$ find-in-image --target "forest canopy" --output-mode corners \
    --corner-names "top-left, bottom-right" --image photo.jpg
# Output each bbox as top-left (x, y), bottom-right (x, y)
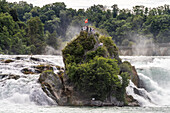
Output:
top-left (0, 0), bottom-right (169, 54)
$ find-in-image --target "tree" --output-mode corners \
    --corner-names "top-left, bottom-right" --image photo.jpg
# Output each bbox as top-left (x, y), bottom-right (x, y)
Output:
top-left (23, 12), bottom-right (32, 21)
top-left (51, 2), bottom-right (66, 17)
top-left (27, 17), bottom-right (44, 36)
top-left (132, 15), bottom-right (144, 30)
top-left (46, 31), bottom-right (59, 49)
top-left (9, 1), bottom-right (33, 21)
top-left (9, 8), bottom-right (19, 21)
top-left (27, 17), bottom-right (45, 54)
top-left (44, 10), bottom-right (55, 20)
top-left (0, 0), bottom-right (170, 54)
top-left (0, 13), bottom-right (15, 35)
top-left (77, 9), bottom-right (85, 16)
top-left (0, 0), bottom-right (9, 13)
top-left (112, 4), bottom-right (119, 18)
top-left (144, 7), bottom-right (149, 15)
top-left (59, 9), bottom-right (73, 37)
top-left (86, 5), bottom-right (103, 25)
top-left (0, 26), bottom-right (11, 51)
top-left (133, 5), bottom-right (145, 16)
top-left (30, 7), bottom-right (39, 17)
top-left (44, 17), bottom-right (60, 34)
top-left (117, 9), bottom-right (129, 20)
top-left (106, 9), bottom-right (112, 19)
top-left (39, 14), bottom-right (48, 23)
top-left (150, 15), bottom-right (170, 40)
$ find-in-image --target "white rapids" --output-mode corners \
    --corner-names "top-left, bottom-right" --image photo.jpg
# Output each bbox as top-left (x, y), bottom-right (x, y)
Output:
top-left (0, 55), bottom-right (170, 113)
top-left (123, 56), bottom-right (170, 107)
top-left (0, 55), bottom-right (64, 106)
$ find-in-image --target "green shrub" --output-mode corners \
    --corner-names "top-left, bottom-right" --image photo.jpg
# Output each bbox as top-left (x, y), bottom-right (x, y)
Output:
top-left (115, 72), bottom-right (129, 102)
top-left (119, 61), bottom-right (133, 75)
top-left (85, 47), bottom-right (107, 62)
top-left (67, 56), bottom-right (121, 100)
top-left (96, 46), bottom-right (108, 57)
top-left (99, 36), bottom-right (118, 57)
top-left (62, 31), bottom-right (96, 66)
top-left (85, 51), bottom-right (96, 62)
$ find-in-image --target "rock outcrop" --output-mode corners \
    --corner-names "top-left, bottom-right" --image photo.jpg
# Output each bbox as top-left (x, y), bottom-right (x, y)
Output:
top-left (39, 70), bottom-right (64, 104)
top-left (4, 59), bottom-right (14, 63)
top-left (0, 74), bottom-right (21, 82)
top-left (39, 31), bottom-right (140, 106)
top-left (39, 70), bottom-right (136, 106)
top-left (21, 64), bottom-right (63, 74)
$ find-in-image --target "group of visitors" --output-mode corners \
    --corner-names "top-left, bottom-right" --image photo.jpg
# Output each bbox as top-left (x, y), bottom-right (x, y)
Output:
top-left (81, 26), bottom-right (95, 33)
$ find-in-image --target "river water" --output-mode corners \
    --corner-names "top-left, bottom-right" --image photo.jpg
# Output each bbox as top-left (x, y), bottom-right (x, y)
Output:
top-left (0, 55), bottom-right (170, 113)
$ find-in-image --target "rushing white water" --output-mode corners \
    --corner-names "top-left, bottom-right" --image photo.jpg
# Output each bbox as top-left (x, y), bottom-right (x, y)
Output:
top-left (0, 55), bottom-right (64, 106)
top-left (123, 56), bottom-right (170, 107)
top-left (0, 55), bottom-right (170, 113)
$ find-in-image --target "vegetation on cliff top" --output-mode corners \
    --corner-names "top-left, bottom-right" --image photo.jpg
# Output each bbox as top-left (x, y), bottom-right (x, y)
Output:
top-left (62, 31), bottom-right (96, 66)
top-left (62, 31), bottom-right (130, 102)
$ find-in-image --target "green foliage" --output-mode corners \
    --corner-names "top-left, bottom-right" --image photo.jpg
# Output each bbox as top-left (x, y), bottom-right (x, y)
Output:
top-left (0, 0), bottom-right (9, 13)
top-left (62, 31), bottom-right (96, 65)
top-left (9, 8), bottom-right (19, 21)
top-left (85, 46), bottom-right (107, 62)
top-left (99, 36), bottom-right (119, 58)
top-left (0, 13), bottom-right (15, 35)
top-left (45, 31), bottom-right (59, 49)
top-left (23, 12), bottom-right (32, 21)
top-left (112, 4), bottom-right (119, 18)
top-left (67, 56), bottom-right (121, 100)
top-left (0, 1), bottom-right (169, 55)
top-left (95, 46), bottom-right (107, 57)
top-left (27, 17), bottom-right (45, 54)
top-left (85, 51), bottom-right (96, 61)
top-left (27, 17), bottom-right (44, 36)
top-left (119, 61), bottom-right (133, 76)
top-left (115, 72), bottom-right (129, 102)
top-left (150, 15), bottom-right (170, 39)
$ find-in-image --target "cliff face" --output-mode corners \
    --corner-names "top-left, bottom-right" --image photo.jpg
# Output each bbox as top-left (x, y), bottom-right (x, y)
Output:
top-left (39, 31), bottom-right (139, 106)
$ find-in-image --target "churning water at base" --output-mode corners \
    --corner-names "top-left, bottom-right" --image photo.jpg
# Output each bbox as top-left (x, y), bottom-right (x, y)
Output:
top-left (0, 55), bottom-right (64, 107)
top-left (0, 55), bottom-right (170, 113)
top-left (122, 56), bottom-right (170, 107)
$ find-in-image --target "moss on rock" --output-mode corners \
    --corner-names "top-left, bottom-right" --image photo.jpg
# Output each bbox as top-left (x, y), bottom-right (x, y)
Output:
top-left (34, 64), bottom-right (53, 73)
top-left (21, 68), bottom-right (35, 74)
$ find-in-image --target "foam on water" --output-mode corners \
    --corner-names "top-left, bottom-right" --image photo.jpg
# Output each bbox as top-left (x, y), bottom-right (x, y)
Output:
top-left (123, 56), bottom-right (170, 107)
top-left (1, 55), bottom-right (170, 112)
top-left (0, 55), bottom-right (64, 106)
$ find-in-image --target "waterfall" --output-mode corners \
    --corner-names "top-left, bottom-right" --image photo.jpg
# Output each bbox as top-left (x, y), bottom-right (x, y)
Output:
top-left (123, 56), bottom-right (170, 107)
top-left (1, 55), bottom-right (170, 107)
top-left (0, 55), bottom-right (64, 105)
